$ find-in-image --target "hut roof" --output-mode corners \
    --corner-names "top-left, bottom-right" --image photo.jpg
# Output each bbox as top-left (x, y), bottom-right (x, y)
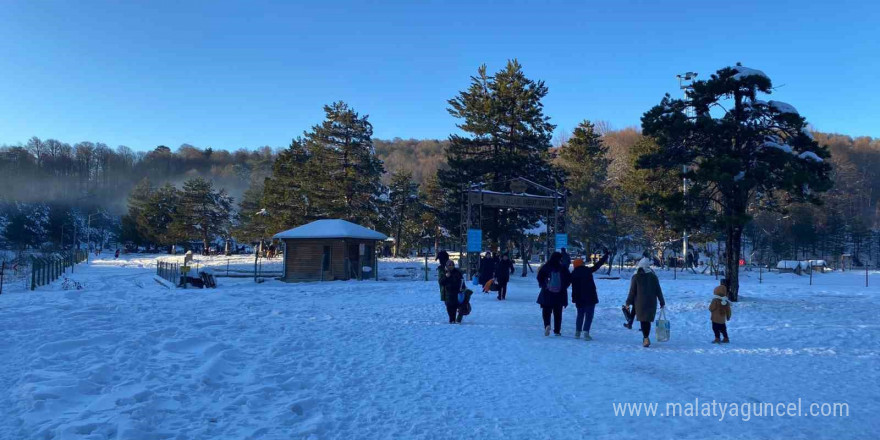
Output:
top-left (273, 219), bottom-right (388, 241)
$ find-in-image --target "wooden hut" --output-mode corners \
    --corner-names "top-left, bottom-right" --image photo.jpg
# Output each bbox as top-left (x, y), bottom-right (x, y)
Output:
top-left (274, 219), bottom-right (387, 282)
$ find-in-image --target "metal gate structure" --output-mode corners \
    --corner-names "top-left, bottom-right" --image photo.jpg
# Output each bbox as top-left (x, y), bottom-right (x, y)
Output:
top-left (460, 177), bottom-right (567, 278)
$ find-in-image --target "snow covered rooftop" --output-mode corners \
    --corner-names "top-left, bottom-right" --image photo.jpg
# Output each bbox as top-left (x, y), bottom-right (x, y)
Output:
top-left (273, 219), bottom-right (388, 240)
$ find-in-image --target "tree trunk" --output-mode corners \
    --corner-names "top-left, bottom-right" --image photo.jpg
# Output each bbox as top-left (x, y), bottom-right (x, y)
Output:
top-left (725, 224), bottom-right (743, 302)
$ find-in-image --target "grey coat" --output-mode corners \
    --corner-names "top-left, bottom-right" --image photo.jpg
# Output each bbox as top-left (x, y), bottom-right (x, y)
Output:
top-left (626, 269), bottom-right (666, 322)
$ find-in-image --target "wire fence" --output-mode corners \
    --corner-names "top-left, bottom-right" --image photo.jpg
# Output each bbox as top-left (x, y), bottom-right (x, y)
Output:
top-left (156, 260), bottom-right (181, 286)
top-left (29, 250), bottom-right (88, 290)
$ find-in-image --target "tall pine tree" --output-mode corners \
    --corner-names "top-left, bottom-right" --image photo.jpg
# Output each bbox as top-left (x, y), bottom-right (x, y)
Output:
top-left (387, 170), bottom-right (421, 257)
top-left (639, 64), bottom-right (833, 300)
top-left (556, 120), bottom-right (610, 252)
top-left (262, 102), bottom-right (386, 232)
top-left (170, 177), bottom-right (233, 254)
top-left (439, 60), bottom-right (559, 246)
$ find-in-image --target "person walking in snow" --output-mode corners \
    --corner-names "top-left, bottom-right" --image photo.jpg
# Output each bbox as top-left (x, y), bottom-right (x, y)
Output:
top-left (709, 283), bottom-right (732, 343)
top-left (625, 257), bottom-right (666, 348)
top-left (114, 249), bottom-right (120, 259)
top-left (478, 251), bottom-right (496, 288)
top-left (436, 250), bottom-right (451, 302)
top-left (440, 260), bottom-right (466, 324)
top-left (570, 248), bottom-right (610, 340)
top-left (536, 251), bottom-right (572, 336)
top-left (493, 253), bottom-right (515, 300)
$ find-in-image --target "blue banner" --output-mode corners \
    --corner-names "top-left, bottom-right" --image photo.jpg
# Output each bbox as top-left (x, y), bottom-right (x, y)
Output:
top-left (555, 233), bottom-right (568, 251)
top-left (467, 229), bottom-right (483, 252)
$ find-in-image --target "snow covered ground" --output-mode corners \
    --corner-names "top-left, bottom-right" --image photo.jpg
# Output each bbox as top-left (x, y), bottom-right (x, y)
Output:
top-left (1, 255), bottom-right (878, 439)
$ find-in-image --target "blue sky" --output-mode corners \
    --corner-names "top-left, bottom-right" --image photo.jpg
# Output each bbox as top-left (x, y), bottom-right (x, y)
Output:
top-left (1, 0), bottom-right (878, 151)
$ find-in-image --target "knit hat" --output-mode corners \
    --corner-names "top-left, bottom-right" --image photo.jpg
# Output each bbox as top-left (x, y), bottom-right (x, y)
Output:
top-left (573, 258), bottom-right (585, 268)
top-left (713, 285), bottom-right (728, 297)
top-left (637, 257), bottom-right (653, 271)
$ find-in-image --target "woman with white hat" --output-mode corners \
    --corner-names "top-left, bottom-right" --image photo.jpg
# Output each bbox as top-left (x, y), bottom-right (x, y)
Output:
top-left (625, 257), bottom-right (666, 347)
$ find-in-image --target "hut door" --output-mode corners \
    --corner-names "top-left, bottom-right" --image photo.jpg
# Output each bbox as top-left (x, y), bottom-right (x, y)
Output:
top-left (322, 245), bottom-right (332, 281)
top-left (348, 243), bottom-right (360, 280)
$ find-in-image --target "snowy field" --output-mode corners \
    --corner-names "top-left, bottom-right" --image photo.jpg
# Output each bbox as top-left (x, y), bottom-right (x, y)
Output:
top-left (1, 255), bottom-right (878, 439)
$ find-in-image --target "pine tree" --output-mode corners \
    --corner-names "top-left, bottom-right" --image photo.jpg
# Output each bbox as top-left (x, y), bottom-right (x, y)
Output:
top-left (139, 183), bottom-right (182, 252)
top-left (121, 178), bottom-right (153, 249)
top-left (263, 102), bottom-right (386, 232)
top-left (233, 179), bottom-right (271, 244)
top-left (387, 170), bottom-right (421, 257)
top-left (420, 174), bottom-right (448, 251)
top-left (557, 121), bottom-right (610, 252)
top-left (171, 177), bottom-right (233, 254)
top-left (639, 64), bottom-right (833, 300)
top-left (2, 202), bottom-right (50, 250)
top-left (316, 102), bottom-right (386, 227)
top-left (440, 60), bottom-right (560, 245)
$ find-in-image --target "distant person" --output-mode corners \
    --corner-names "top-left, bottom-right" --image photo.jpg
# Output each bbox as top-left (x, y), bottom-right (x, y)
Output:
top-left (114, 249), bottom-right (120, 259)
top-left (625, 257), bottom-right (666, 348)
top-left (559, 248), bottom-right (571, 270)
top-left (493, 253), bottom-right (515, 300)
top-left (478, 252), bottom-right (495, 287)
top-left (570, 248), bottom-right (610, 340)
top-left (536, 252), bottom-right (572, 336)
top-left (709, 283), bottom-right (732, 343)
top-left (436, 250), bottom-right (450, 302)
top-left (521, 246), bottom-right (533, 277)
top-left (440, 260), bottom-right (466, 324)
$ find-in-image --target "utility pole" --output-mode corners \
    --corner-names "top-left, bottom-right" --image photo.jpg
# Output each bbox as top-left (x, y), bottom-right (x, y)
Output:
top-left (676, 71), bottom-right (698, 269)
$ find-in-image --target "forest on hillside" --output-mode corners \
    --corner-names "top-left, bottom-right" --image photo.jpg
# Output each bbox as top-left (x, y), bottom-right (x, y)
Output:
top-left (3, 130), bottom-right (878, 256)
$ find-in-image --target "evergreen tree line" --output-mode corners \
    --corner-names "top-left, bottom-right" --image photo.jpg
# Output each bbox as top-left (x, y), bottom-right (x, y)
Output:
top-left (3, 61), bottom-right (879, 285)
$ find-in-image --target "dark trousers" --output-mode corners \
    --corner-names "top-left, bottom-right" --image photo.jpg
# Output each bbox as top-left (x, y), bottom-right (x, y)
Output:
top-left (576, 304), bottom-right (596, 333)
top-left (542, 306), bottom-right (563, 334)
top-left (446, 302), bottom-right (463, 323)
top-left (712, 322), bottom-right (729, 339)
top-left (640, 321), bottom-right (651, 339)
top-left (497, 280), bottom-right (508, 299)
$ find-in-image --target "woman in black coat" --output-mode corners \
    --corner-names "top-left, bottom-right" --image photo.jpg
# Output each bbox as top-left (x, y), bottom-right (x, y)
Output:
top-left (570, 250), bottom-right (610, 340)
top-left (440, 260), bottom-right (465, 324)
top-left (536, 252), bottom-right (572, 336)
top-left (493, 253), bottom-right (515, 300)
top-left (478, 252), bottom-right (494, 286)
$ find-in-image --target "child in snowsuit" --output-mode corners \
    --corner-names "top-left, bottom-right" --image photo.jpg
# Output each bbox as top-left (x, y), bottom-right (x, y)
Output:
top-left (709, 284), bottom-right (732, 343)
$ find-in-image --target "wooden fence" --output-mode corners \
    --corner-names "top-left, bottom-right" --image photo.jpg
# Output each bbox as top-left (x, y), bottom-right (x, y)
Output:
top-left (30, 250), bottom-right (88, 290)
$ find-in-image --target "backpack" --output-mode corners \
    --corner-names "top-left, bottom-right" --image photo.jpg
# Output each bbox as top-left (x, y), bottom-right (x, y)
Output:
top-left (547, 270), bottom-right (562, 293)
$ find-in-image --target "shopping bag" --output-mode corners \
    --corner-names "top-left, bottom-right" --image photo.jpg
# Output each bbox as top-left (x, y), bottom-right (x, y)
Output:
top-left (655, 308), bottom-right (670, 342)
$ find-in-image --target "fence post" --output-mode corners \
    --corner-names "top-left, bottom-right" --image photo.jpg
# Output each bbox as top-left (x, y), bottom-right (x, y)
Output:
top-left (31, 258), bottom-right (36, 290)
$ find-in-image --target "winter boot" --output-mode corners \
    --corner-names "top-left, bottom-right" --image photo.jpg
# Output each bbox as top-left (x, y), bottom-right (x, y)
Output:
top-left (575, 331), bottom-right (581, 339)
top-left (721, 337), bottom-right (730, 343)
top-left (643, 338), bottom-right (651, 348)
top-left (544, 326), bottom-right (551, 337)
top-left (584, 332), bottom-right (593, 341)
top-left (712, 338), bottom-right (721, 344)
